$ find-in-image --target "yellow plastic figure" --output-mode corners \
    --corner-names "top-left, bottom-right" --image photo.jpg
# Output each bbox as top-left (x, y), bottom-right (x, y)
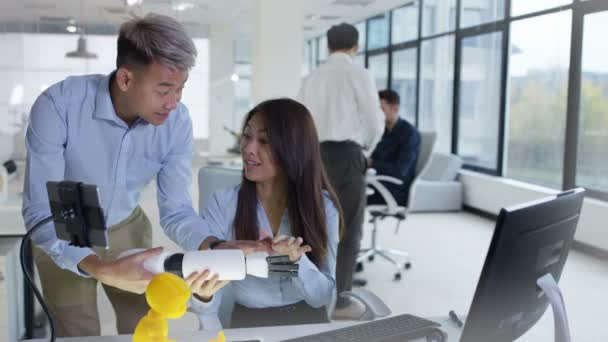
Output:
top-left (209, 330), bottom-right (226, 342)
top-left (133, 272), bottom-right (191, 342)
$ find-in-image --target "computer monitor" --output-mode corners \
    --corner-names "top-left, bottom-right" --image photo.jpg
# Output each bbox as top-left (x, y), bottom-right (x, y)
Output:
top-left (460, 188), bottom-right (585, 342)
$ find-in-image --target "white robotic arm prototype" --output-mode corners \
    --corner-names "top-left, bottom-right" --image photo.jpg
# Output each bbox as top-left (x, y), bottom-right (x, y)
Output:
top-left (122, 249), bottom-right (299, 280)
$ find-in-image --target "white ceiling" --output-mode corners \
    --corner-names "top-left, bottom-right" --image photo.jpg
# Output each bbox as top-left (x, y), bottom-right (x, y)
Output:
top-left (0, 0), bottom-right (413, 38)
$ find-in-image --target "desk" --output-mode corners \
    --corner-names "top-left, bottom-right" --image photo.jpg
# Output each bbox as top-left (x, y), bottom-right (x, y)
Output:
top-left (25, 316), bottom-right (464, 342)
top-left (0, 196), bottom-right (35, 341)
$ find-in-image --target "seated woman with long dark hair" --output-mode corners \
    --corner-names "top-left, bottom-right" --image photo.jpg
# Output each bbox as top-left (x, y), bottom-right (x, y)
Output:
top-left (188, 98), bottom-right (342, 330)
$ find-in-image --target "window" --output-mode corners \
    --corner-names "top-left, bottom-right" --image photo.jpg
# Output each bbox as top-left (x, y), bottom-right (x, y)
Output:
top-left (577, 10), bottom-right (608, 192)
top-left (511, 0), bottom-right (571, 18)
top-left (392, 3), bottom-right (419, 44)
top-left (311, 38), bottom-right (318, 66)
top-left (419, 35), bottom-right (454, 154)
top-left (318, 36), bottom-right (328, 63)
top-left (460, 0), bottom-right (505, 28)
top-left (368, 13), bottom-right (390, 50)
top-left (506, 11), bottom-right (572, 188)
top-left (368, 53), bottom-right (389, 91)
top-left (457, 31), bottom-right (503, 171)
top-left (302, 41), bottom-right (311, 76)
top-left (354, 53), bottom-right (365, 67)
top-left (422, 0), bottom-right (457, 37)
top-left (355, 21), bottom-right (367, 51)
top-left (391, 48), bottom-right (417, 124)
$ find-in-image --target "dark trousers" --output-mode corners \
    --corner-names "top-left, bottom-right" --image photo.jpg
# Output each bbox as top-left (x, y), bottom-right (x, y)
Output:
top-left (320, 141), bottom-right (366, 307)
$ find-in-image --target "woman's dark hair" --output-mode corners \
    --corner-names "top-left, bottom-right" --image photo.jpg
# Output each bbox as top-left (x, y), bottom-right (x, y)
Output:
top-left (233, 98), bottom-right (343, 266)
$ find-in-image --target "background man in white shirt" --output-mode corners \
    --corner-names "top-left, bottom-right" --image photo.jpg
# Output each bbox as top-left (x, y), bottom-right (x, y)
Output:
top-left (297, 22), bottom-right (384, 319)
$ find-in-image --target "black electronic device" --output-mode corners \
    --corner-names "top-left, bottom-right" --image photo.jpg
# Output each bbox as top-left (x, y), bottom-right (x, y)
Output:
top-left (46, 181), bottom-right (108, 248)
top-left (22, 181), bottom-right (108, 341)
top-left (460, 188), bottom-right (585, 342)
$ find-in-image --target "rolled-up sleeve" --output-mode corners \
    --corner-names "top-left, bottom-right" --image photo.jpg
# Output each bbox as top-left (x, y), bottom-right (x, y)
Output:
top-left (291, 195), bottom-right (339, 308)
top-left (157, 110), bottom-right (210, 252)
top-left (22, 90), bottom-right (95, 275)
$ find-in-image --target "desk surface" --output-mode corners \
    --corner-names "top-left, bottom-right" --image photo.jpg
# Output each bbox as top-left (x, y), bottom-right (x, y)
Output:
top-left (25, 317), bottom-right (464, 342)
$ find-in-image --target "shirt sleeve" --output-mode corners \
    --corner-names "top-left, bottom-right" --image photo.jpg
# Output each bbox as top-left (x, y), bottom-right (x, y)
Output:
top-left (22, 89), bottom-right (96, 276)
top-left (355, 71), bottom-right (384, 154)
top-left (189, 286), bottom-right (225, 331)
top-left (157, 108), bottom-right (210, 252)
top-left (291, 195), bottom-right (339, 308)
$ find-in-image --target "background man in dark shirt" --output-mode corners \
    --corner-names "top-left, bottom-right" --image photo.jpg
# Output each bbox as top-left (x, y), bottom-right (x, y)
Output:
top-left (367, 90), bottom-right (421, 206)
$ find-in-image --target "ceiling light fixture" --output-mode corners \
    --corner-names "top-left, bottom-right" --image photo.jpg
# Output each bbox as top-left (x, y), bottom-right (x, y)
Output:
top-left (126, 0), bottom-right (143, 7)
top-left (66, 24), bottom-right (78, 33)
top-left (308, 14), bottom-right (322, 21)
top-left (172, 2), bottom-right (197, 11)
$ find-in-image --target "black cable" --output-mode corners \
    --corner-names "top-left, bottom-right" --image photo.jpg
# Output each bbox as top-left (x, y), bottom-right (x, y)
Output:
top-left (20, 215), bottom-right (56, 342)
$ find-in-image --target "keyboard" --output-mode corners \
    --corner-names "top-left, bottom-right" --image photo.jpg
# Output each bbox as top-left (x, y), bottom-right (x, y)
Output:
top-left (280, 313), bottom-right (442, 342)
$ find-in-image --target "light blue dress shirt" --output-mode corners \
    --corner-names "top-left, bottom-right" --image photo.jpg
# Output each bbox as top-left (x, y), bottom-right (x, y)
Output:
top-left (190, 185), bottom-right (339, 330)
top-left (22, 72), bottom-right (209, 275)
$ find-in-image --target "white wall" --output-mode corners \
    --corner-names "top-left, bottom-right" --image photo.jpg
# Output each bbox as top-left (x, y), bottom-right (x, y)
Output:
top-left (460, 170), bottom-right (608, 249)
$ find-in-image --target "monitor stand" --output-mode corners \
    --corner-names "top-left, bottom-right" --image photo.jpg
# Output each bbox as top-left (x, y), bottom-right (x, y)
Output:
top-left (537, 273), bottom-right (571, 342)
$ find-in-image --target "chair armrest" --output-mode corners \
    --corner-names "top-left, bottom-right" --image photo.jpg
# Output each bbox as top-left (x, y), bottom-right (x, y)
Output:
top-left (339, 288), bottom-right (391, 321)
top-left (408, 180), bottom-right (463, 212)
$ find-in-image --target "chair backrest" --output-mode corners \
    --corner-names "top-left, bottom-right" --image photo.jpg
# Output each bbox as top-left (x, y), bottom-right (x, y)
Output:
top-left (198, 166), bottom-right (242, 214)
top-left (418, 153), bottom-right (463, 181)
top-left (415, 131), bottom-right (437, 176)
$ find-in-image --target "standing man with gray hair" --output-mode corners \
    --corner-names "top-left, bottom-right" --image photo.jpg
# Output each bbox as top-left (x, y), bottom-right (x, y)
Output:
top-left (22, 14), bottom-right (220, 337)
top-left (297, 22), bottom-right (384, 320)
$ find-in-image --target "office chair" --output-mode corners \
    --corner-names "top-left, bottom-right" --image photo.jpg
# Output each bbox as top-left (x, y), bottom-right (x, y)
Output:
top-left (358, 131), bottom-right (436, 280)
top-left (359, 169), bottom-right (410, 280)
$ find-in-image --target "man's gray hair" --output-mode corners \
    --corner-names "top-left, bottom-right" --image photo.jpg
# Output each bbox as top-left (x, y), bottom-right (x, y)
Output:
top-left (117, 13), bottom-right (197, 70)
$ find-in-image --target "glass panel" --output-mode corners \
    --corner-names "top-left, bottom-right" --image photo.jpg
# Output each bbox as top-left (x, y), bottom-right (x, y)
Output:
top-left (310, 38), bottom-right (318, 66)
top-left (506, 11), bottom-right (571, 188)
top-left (302, 41), bottom-right (310, 76)
top-left (368, 53), bottom-right (389, 91)
top-left (577, 10), bottom-right (608, 192)
top-left (457, 31), bottom-right (502, 170)
top-left (419, 35), bottom-right (454, 154)
top-left (460, 0), bottom-right (505, 28)
top-left (318, 36), bottom-right (328, 63)
top-left (368, 13), bottom-right (390, 50)
top-left (391, 48), bottom-right (417, 124)
top-left (511, 0), bottom-right (571, 18)
top-left (392, 2), bottom-right (419, 44)
top-left (355, 21), bottom-right (367, 51)
top-left (354, 53), bottom-right (365, 67)
top-left (422, 0), bottom-right (457, 37)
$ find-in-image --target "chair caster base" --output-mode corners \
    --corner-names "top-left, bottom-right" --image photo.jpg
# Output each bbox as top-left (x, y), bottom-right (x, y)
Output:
top-left (404, 262), bottom-right (412, 269)
top-left (394, 273), bottom-right (402, 281)
top-left (356, 262), bottom-right (364, 273)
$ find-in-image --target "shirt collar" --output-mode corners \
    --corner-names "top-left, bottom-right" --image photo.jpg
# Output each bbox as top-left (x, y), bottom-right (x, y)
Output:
top-left (93, 71), bottom-right (146, 127)
top-left (328, 51), bottom-right (353, 64)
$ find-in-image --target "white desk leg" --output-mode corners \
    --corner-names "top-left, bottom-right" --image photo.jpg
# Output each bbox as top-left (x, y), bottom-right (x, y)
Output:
top-left (6, 241), bottom-right (25, 341)
top-left (537, 273), bottom-right (571, 342)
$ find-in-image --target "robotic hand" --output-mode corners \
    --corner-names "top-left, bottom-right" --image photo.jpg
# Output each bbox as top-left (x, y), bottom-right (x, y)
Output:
top-left (121, 249), bottom-right (299, 280)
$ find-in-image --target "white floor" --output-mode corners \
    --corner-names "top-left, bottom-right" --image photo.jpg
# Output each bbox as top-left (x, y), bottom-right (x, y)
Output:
top-left (2, 176), bottom-right (607, 341)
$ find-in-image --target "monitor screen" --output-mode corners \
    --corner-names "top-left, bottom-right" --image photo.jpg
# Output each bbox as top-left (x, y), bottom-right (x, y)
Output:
top-left (460, 188), bottom-right (585, 342)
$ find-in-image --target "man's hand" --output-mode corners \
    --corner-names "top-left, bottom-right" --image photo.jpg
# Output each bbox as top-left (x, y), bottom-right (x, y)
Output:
top-left (78, 247), bottom-right (164, 294)
top-left (213, 240), bottom-right (273, 255)
top-left (271, 235), bottom-right (312, 262)
top-left (185, 270), bottom-right (230, 302)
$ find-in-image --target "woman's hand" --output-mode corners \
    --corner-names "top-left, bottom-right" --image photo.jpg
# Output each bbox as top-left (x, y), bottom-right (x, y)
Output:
top-left (271, 235), bottom-right (312, 262)
top-left (185, 270), bottom-right (230, 302)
